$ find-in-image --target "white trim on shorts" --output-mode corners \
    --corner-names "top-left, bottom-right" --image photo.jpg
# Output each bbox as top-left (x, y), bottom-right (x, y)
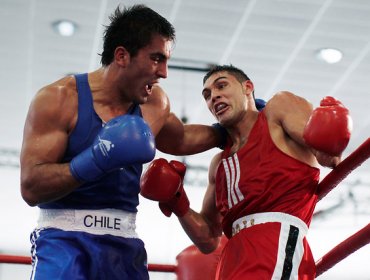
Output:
top-left (231, 212), bottom-right (308, 237)
top-left (37, 208), bottom-right (138, 238)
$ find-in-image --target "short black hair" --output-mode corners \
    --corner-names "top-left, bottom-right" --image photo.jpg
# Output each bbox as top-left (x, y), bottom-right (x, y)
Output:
top-left (100, 4), bottom-right (176, 66)
top-left (203, 64), bottom-right (256, 99)
top-left (203, 64), bottom-right (251, 85)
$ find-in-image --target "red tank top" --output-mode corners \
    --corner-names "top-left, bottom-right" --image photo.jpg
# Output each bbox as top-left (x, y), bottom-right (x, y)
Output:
top-left (216, 112), bottom-right (320, 238)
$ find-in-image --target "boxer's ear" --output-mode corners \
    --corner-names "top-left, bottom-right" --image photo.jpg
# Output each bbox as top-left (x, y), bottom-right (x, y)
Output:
top-left (114, 46), bottom-right (130, 67)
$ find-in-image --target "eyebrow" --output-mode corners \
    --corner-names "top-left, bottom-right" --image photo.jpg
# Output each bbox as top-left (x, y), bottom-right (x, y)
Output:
top-left (151, 52), bottom-right (168, 61)
top-left (202, 76), bottom-right (228, 96)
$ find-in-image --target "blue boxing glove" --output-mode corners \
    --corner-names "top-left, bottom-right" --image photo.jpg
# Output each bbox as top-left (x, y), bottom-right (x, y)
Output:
top-left (212, 123), bottom-right (228, 150)
top-left (70, 115), bottom-right (156, 182)
top-left (255, 98), bottom-right (266, 111)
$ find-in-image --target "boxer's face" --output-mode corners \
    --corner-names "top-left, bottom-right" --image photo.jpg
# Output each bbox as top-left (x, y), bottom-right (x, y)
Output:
top-left (122, 34), bottom-right (173, 104)
top-left (202, 71), bottom-right (247, 126)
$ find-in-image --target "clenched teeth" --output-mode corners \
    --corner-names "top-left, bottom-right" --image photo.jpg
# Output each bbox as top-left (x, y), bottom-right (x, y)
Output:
top-left (215, 103), bottom-right (227, 113)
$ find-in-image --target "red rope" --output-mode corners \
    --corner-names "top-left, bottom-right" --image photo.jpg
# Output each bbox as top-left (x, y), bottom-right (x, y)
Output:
top-left (0, 255), bottom-right (31, 265)
top-left (314, 138), bottom-right (370, 277)
top-left (315, 223), bottom-right (370, 277)
top-left (148, 263), bottom-right (177, 272)
top-left (317, 138), bottom-right (370, 201)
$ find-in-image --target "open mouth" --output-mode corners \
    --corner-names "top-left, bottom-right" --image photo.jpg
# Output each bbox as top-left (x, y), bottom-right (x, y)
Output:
top-left (145, 84), bottom-right (153, 94)
top-left (214, 102), bottom-right (228, 115)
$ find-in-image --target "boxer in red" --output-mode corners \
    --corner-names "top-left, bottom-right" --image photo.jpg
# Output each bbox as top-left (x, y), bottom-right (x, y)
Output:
top-left (141, 65), bottom-right (352, 279)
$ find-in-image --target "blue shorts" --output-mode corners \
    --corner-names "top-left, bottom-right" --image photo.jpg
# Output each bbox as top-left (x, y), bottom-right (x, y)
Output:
top-left (30, 228), bottom-right (149, 280)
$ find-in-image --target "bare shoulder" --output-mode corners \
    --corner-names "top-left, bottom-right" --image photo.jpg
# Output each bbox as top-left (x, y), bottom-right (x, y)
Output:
top-left (35, 75), bottom-right (77, 103)
top-left (28, 75), bottom-right (78, 132)
top-left (144, 85), bottom-right (169, 110)
top-left (141, 85), bottom-right (170, 135)
top-left (208, 152), bottom-right (223, 182)
top-left (21, 76), bottom-right (78, 170)
top-left (210, 152), bottom-right (223, 166)
top-left (265, 91), bottom-right (313, 122)
top-left (263, 91), bottom-right (318, 167)
top-left (267, 91), bottom-right (311, 110)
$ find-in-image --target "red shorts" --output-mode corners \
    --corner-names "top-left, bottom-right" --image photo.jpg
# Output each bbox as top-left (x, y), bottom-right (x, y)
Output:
top-left (216, 215), bottom-right (315, 280)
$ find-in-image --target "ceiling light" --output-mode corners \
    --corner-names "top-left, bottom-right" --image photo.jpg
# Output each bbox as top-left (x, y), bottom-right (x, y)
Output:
top-left (52, 20), bottom-right (77, 37)
top-left (316, 48), bottom-right (343, 64)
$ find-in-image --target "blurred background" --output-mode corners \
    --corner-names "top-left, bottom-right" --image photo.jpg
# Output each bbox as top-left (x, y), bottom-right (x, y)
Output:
top-left (0, 0), bottom-right (369, 279)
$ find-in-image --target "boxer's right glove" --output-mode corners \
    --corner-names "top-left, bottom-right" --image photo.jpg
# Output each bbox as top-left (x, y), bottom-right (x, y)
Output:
top-left (303, 96), bottom-right (352, 156)
top-left (140, 158), bottom-right (190, 217)
top-left (70, 115), bottom-right (156, 182)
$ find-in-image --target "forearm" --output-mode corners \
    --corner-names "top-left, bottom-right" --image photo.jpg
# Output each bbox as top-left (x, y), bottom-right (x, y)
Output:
top-left (178, 209), bottom-right (221, 254)
top-left (182, 124), bottom-right (221, 154)
top-left (157, 124), bottom-right (220, 155)
top-left (140, 158), bottom-right (222, 253)
top-left (21, 162), bottom-right (80, 206)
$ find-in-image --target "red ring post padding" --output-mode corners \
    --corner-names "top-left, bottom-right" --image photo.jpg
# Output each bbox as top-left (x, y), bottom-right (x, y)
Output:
top-left (317, 138), bottom-right (370, 201)
top-left (176, 235), bottom-right (228, 280)
top-left (315, 223), bottom-right (370, 277)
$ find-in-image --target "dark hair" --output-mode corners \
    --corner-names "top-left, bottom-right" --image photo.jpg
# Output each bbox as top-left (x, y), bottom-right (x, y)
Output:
top-left (100, 4), bottom-right (175, 66)
top-left (203, 64), bottom-right (256, 99)
top-left (203, 64), bottom-right (251, 85)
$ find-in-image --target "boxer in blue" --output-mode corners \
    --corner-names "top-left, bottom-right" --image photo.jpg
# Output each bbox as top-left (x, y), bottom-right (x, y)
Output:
top-left (20, 5), bottom-right (223, 280)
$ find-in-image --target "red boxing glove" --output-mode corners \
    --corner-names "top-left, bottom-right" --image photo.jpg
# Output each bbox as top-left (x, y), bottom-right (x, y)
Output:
top-left (140, 159), bottom-right (190, 217)
top-left (303, 96), bottom-right (352, 156)
top-left (140, 158), bottom-right (184, 201)
top-left (159, 182), bottom-right (190, 217)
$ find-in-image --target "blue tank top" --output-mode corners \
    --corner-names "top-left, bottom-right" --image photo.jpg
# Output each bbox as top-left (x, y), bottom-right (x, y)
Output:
top-left (39, 73), bottom-right (143, 212)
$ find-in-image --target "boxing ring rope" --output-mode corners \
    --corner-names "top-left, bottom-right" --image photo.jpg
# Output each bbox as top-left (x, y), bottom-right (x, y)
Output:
top-left (313, 138), bottom-right (370, 277)
top-left (317, 137), bottom-right (370, 201)
top-left (148, 263), bottom-right (176, 273)
top-left (0, 139), bottom-right (369, 277)
top-left (0, 255), bottom-right (31, 265)
top-left (315, 223), bottom-right (370, 277)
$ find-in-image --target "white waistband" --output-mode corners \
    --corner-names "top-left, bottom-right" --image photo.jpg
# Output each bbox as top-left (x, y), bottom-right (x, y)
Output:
top-left (232, 212), bottom-right (308, 237)
top-left (37, 209), bottom-right (138, 238)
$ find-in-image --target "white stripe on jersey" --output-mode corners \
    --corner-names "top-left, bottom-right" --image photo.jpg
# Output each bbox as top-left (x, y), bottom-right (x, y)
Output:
top-left (227, 157), bottom-right (238, 205)
top-left (222, 159), bottom-right (233, 208)
top-left (222, 154), bottom-right (244, 209)
top-left (233, 155), bottom-right (244, 201)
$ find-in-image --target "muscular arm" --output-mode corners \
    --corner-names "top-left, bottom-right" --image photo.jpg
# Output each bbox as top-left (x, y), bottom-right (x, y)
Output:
top-left (155, 113), bottom-right (221, 155)
top-left (142, 86), bottom-right (222, 156)
top-left (20, 82), bottom-right (80, 206)
top-left (266, 91), bottom-right (340, 168)
top-left (177, 154), bottom-right (223, 254)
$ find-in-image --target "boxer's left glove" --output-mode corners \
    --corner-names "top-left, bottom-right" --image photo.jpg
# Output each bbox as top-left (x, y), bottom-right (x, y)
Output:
top-left (303, 96), bottom-right (352, 156)
top-left (140, 158), bottom-right (190, 217)
top-left (70, 115), bottom-right (155, 182)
